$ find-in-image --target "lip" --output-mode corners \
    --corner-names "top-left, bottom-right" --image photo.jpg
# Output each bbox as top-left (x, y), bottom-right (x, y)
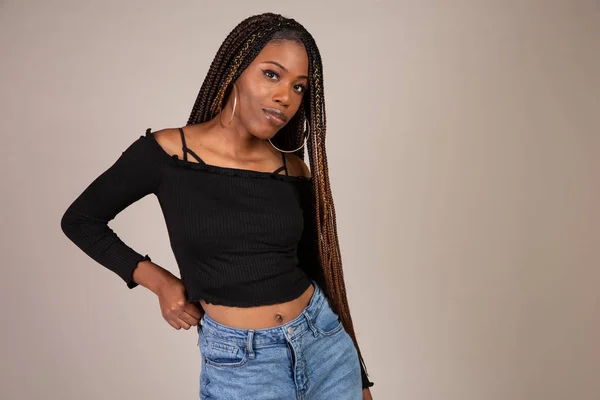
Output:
top-left (263, 108), bottom-right (287, 126)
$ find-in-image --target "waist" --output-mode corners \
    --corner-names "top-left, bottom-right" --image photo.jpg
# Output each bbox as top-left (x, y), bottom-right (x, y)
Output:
top-left (199, 281), bottom-right (315, 329)
top-left (198, 280), bottom-right (324, 339)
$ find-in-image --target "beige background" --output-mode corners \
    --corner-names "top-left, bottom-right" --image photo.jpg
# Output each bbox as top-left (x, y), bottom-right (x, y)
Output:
top-left (2, 1), bottom-right (599, 399)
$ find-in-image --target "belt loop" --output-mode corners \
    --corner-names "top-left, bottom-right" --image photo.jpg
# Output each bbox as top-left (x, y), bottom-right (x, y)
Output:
top-left (196, 318), bottom-right (202, 347)
top-left (247, 329), bottom-right (255, 359)
top-left (303, 310), bottom-right (319, 337)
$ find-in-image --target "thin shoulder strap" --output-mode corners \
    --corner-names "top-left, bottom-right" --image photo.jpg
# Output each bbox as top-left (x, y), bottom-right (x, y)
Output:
top-left (178, 127), bottom-right (188, 162)
top-left (281, 152), bottom-right (289, 176)
top-left (178, 127), bottom-right (206, 165)
top-left (272, 152), bottom-right (289, 176)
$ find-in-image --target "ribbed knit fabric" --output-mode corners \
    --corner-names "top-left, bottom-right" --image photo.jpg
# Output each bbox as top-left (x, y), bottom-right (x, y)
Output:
top-left (60, 127), bottom-right (373, 389)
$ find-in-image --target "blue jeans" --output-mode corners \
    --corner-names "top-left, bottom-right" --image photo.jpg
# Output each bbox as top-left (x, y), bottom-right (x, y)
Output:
top-left (197, 281), bottom-right (362, 399)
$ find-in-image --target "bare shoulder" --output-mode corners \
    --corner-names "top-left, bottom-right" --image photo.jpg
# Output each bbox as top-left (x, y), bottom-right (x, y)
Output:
top-left (151, 127), bottom-right (184, 159)
top-left (285, 153), bottom-right (312, 178)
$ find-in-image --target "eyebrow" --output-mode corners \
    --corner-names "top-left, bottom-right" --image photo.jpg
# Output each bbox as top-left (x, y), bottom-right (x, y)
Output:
top-left (261, 61), bottom-right (308, 80)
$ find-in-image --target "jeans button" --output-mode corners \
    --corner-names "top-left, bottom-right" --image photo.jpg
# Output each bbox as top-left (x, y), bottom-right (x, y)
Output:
top-left (287, 326), bottom-right (294, 334)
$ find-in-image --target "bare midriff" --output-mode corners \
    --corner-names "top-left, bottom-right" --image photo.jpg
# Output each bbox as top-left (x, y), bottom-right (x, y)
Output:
top-left (197, 282), bottom-right (315, 329)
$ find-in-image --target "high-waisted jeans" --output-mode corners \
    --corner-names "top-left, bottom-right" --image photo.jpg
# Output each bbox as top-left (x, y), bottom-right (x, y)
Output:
top-left (196, 280), bottom-right (362, 399)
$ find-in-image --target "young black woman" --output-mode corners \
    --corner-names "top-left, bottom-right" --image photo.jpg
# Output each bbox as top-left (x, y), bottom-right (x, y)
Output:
top-left (61, 12), bottom-right (374, 399)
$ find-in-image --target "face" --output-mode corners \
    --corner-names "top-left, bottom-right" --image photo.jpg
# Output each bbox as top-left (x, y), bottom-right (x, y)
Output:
top-left (231, 39), bottom-right (309, 139)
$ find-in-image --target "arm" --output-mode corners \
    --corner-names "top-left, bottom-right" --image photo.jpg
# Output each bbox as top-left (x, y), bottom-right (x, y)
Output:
top-left (60, 129), bottom-right (168, 290)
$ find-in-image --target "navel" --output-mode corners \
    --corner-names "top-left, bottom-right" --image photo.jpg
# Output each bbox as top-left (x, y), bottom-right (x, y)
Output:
top-left (275, 313), bottom-right (284, 324)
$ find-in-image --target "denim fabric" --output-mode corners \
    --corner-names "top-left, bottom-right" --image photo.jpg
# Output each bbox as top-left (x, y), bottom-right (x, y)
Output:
top-left (196, 281), bottom-right (362, 399)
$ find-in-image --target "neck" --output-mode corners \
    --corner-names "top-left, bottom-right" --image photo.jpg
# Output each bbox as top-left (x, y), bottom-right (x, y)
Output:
top-left (199, 115), bottom-right (274, 161)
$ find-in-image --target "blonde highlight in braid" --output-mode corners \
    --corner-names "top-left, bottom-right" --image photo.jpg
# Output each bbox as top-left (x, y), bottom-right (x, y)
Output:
top-left (187, 12), bottom-right (371, 383)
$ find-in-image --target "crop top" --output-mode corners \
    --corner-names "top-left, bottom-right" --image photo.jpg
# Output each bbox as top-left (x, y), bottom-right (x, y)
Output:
top-left (60, 127), bottom-right (374, 389)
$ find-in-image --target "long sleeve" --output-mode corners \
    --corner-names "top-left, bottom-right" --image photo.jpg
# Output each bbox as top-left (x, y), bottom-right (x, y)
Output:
top-left (60, 130), bottom-right (166, 289)
top-left (296, 181), bottom-right (375, 389)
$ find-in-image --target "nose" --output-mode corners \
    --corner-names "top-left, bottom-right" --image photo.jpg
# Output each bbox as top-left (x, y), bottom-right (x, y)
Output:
top-left (272, 86), bottom-right (292, 107)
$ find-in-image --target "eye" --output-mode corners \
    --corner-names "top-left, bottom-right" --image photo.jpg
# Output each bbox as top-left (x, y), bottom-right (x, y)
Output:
top-left (294, 84), bottom-right (308, 94)
top-left (262, 69), bottom-right (279, 80)
top-left (263, 69), bottom-right (307, 95)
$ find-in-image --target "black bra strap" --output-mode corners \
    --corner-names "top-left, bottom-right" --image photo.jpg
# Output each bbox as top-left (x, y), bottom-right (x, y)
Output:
top-left (178, 127), bottom-right (205, 165)
top-left (178, 127), bottom-right (188, 162)
top-left (281, 152), bottom-right (289, 176)
top-left (273, 152), bottom-right (289, 176)
top-left (186, 148), bottom-right (205, 165)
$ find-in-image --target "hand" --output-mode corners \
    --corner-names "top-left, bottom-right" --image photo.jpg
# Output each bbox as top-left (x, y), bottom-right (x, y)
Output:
top-left (156, 276), bottom-right (203, 330)
top-left (363, 387), bottom-right (373, 400)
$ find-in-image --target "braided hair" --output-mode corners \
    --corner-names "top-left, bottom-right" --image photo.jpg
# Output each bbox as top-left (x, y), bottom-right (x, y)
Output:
top-left (187, 12), bottom-right (370, 381)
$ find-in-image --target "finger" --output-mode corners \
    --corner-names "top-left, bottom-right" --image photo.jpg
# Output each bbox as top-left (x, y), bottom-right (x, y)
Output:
top-left (180, 305), bottom-right (203, 325)
top-left (177, 310), bottom-right (198, 327)
top-left (183, 302), bottom-right (203, 320)
top-left (176, 317), bottom-right (192, 330)
top-left (166, 319), bottom-right (181, 330)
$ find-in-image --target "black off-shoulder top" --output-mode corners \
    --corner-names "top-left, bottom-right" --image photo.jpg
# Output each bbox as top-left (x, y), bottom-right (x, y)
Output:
top-left (60, 127), bottom-right (374, 389)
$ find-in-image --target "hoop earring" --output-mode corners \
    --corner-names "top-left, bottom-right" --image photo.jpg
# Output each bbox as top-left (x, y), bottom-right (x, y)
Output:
top-left (268, 117), bottom-right (311, 153)
top-left (219, 83), bottom-right (238, 128)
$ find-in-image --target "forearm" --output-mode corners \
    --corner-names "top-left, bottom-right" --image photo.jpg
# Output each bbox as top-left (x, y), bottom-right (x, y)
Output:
top-left (132, 259), bottom-right (178, 295)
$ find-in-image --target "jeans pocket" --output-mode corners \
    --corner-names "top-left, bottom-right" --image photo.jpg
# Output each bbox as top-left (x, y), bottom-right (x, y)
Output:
top-left (201, 334), bottom-right (249, 368)
top-left (312, 298), bottom-right (344, 336)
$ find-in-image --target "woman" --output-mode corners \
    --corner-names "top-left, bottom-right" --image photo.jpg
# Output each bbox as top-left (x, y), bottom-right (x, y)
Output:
top-left (61, 12), bottom-right (374, 399)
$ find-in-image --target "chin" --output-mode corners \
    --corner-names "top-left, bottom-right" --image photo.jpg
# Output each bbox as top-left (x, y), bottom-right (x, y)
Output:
top-left (252, 122), bottom-right (280, 139)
